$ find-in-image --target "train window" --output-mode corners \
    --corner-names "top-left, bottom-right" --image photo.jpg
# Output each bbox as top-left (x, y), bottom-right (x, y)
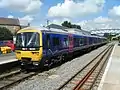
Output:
top-left (74, 38), bottom-right (76, 47)
top-left (90, 37), bottom-right (93, 44)
top-left (80, 38), bottom-right (84, 46)
top-left (84, 37), bottom-right (88, 45)
top-left (74, 37), bottom-right (79, 47)
top-left (16, 32), bottom-right (40, 48)
top-left (63, 38), bottom-right (68, 48)
top-left (53, 37), bottom-right (59, 46)
top-left (46, 34), bottom-right (50, 48)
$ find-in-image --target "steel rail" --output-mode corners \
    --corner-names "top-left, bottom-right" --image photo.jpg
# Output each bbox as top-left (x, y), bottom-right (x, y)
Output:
top-left (0, 70), bottom-right (40, 90)
top-left (57, 44), bottom-right (114, 90)
top-left (89, 45), bottom-right (113, 90)
top-left (73, 45), bottom-right (113, 90)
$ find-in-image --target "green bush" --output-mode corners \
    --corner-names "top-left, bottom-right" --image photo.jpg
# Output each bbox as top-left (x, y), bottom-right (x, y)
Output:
top-left (0, 27), bottom-right (13, 40)
top-left (61, 21), bottom-right (81, 29)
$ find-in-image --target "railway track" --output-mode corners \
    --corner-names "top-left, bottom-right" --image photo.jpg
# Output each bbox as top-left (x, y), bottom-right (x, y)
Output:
top-left (0, 69), bottom-right (39, 90)
top-left (0, 44), bottom-right (113, 90)
top-left (57, 44), bottom-right (114, 90)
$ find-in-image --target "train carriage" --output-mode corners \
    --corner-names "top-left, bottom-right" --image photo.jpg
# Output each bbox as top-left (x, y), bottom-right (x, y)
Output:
top-left (15, 26), bottom-right (107, 70)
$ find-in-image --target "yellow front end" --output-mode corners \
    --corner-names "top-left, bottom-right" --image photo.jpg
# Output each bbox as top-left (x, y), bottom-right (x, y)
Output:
top-left (15, 29), bottom-right (43, 67)
top-left (16, 49), bottom-right (43, 61)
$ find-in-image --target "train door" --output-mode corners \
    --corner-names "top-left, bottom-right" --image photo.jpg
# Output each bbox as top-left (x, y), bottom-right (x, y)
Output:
top-left (68, 34), bottom-right (73, 53)
top-left (46, 34), bottom-right (50, 49)
top-left (52, 34), bottom-right (60, 53)
top-left (45, 33), bottom-right (53, 57)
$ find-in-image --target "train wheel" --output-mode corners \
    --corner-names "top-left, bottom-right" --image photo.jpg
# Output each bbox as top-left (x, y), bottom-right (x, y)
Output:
top-left (20, 65), bottom-right (27, 72)
top-left (57, 55), bottom-right (64, 64)
top-left (43, 59), bottom-right (53, 70)
top-left (61, 55), bottom-right (66, 63)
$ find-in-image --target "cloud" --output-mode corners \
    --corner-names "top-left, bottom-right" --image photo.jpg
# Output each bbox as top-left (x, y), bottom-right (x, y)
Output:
top-left (77, 16), bottom-right (120, 30)
top-left (93, 16), bottom-right (112, 23)
top-left (109, 5), bottom-right (120, 17)
top-left (0, 0), bottom-right (42, 13)
top-left (51, 18), bottom-right (71, 25)
top-left (48, 0), bottom-right (105, 18)
top-left (50, 16), bottom-right (115, 31)
top-left (7, 15), bottom-right (14, 18)
top-left (19, 15), bottom-right (34, 25)
top-left (24, 0), bottom-right (42, 13)
top-left (7, 15), bottom-right (34, 25)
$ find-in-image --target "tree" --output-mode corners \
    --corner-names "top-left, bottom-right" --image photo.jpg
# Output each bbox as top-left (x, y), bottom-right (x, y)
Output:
top-left (0, 27), bottom-right (13, 40)
top-left (62, 21), bottom-right (72, 28)
top-left (71, 24), bottom-right (81, 29)
top-left (61, 21), bottom-right (81, 29)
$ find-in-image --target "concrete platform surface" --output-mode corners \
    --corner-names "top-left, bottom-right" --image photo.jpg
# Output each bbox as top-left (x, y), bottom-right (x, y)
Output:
top-left (0, 53), bottom-right (17, 65)
top-left (98, 43), bottom-right (120, 90)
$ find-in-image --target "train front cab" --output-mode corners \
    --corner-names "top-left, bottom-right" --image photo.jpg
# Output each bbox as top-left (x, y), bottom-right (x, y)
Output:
top-left (15, 29), bottom-right (43, 69)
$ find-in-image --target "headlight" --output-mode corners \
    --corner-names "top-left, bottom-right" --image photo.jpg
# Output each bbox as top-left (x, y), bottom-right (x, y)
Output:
top-left (22, 48), bottom-right (27, 50)
top-left (29, 48), bottom-right (36, 50)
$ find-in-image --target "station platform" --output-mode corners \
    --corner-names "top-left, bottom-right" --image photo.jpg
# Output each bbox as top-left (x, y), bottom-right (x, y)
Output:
top-left (0, 53), bottom-right (17, 65)
top-left (98, 42), bottom-right (120, 90)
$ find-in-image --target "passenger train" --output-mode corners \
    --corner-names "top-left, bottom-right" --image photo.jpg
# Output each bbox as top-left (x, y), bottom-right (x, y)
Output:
top-left (15, 26), bottom-right (107, 70)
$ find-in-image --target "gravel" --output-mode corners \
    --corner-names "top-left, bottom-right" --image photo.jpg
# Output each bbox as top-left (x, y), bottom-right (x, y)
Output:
top-left (9, 45), bottom-right (108, 90)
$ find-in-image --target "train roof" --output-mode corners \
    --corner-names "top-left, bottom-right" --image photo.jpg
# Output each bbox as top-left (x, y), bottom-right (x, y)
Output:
top-left (20, 26), bottom-right (49, 31)
top-left (19, 26), bottom-right (68, 34)
top-left (19, 26), bottom-right (106, 39)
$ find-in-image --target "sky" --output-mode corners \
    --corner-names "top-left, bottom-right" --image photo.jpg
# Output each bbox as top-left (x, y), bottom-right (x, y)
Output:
top-left (0, 0), bottom-right (120, 30)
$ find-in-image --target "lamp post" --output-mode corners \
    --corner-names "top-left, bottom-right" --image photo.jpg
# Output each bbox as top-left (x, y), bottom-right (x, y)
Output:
top-left (47, 19), bottom-right (50, 26)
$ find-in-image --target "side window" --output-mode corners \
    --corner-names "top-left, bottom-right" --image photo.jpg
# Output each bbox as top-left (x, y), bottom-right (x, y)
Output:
top-left (80, 38), bottom-right (84, 46)
top-left (76, 38), bottom-right (80, 47)
top-left (63, 38), bottom-right (68, 48)
top-left (43, 33), bottom-right (45, 49)
top-left (74, 37), bottom-right (76, 47)
top-left (46, 34), bottom-right (50, 48)
top-left (84, 37), bottom-right (88, 45)
top-left (53, 37), bottom-right (59, 46)
top-left (74, 37), bottom-right (79, 47)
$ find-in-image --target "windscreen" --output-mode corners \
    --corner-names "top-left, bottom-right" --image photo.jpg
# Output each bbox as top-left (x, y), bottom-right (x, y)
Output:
top-left (16, 32), bottom-right (40, 48)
